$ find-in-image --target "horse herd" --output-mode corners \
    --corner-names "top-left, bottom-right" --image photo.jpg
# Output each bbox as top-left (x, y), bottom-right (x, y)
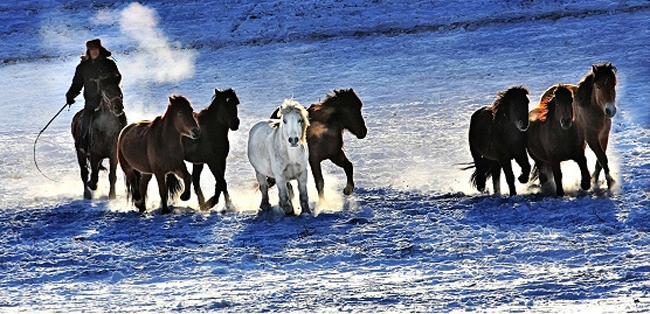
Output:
top-left (71, 87), bottom-right (366, 215)
top-left (468, 62), bottom-right (618, 197)
top-left (69, 62), bottom-right (617, 215)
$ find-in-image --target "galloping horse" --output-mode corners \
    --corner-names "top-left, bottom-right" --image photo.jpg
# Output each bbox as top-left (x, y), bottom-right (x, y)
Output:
top-left (181, 88), bottom-right (240, 211)
top-left (271, 88), bottom-right (367, 200)
top-left (540, 63), bottom-right (618, 189)
top-left (468, 86), bottom-right (531, 195)
top-left (248, 99), bottom-right (310, 216)
top-left (527, 84), bottom-right (590, 196)
top-left (118, 95), bottom-right (200, 214)
top-left (71, 85), bottom-right (127, 199)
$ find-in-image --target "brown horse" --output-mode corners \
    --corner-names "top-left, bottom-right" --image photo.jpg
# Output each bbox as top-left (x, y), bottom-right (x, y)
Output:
top-left (272, 88), bottom-right (367, 200)
top-left (468, 86), bottom-right (531, 196)
top-left (540, 63), bottom-right (618, 188)
top-left (71, 85), bottom-right (127, 199)
top-left (527, 84), bottom-right (590, 196)
top-left (117, 95), bottom-right (200, 214)
top-left (181, 88), bottom-right (240, 211)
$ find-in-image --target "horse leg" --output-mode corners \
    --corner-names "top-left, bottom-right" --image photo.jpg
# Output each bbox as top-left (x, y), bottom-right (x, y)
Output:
top-left (255, 171), bottom-right (271, 211)
top-left (76, 150), bottom-right (91, 199)
top-left (575, 154), bottom-right (591, 191)
top-left (192, 164), bottom-right (206, 208)
top-left (549, 160), bottom-right (564, 197)
top-left (309, 157), bottom-right (325, 201)
top-left (217, 157), bottom-right (235, 212)
top-left (586, 135), bottom-right (614, 188)
top-left (137, 173), bottom-right (152, 212)
top-left (155, 173), bottom-right (171, 214)
top-left (276, 178), bottom-right (294, 216)
top-left (330, 150), bottom-right (355, 195)
top-left (298, 171), bottom-right (310, 215)
top-left (489, 161), bottom-right (502, 195)
top-left (514, 150), bottom-right (531, 184)
top-left (203, 161), bottom-right (227, 211)
top-left (88, 154), bottom-right (102, 191)
top-left (172, 166), bottom-right (193, 202)
top-left (592, 124), bottom-right (612, 183)
top-left (498, 158), bottom-right (517, 196)
top-left (108, 155), bottom-right (118, 199)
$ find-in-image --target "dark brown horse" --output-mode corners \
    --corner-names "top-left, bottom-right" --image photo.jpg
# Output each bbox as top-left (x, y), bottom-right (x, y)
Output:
top-left (540, 63), bottom-right (618, 189)
top-left (527, 84), bottom-right (590, 196)
top-left (71, 85), bottom-right (127, 199)
top-left (272, 88), bottom-right (367, 201)
top-left (468, 86), bottom-right (531, 196)
top-left (181, 88), bottom-right (240, 211)
top-left (117, 95), bottom-right (200, 214)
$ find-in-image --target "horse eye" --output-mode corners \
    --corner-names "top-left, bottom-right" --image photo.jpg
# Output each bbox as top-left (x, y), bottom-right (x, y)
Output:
top-left (283, 119), bottom-right (287, 124)
top-left (226, 98), bottom-right (230, 102)
top-left (298, 119), bottom-right (303, 123)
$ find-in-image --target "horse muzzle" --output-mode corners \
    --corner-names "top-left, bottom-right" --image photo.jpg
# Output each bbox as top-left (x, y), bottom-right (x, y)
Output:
top-left (604, 103), bottom-right (617, 118)
top-left (188, 127), bottom-right (201, 139)
top-left (516, 120), bottom-right (529, 132)
top-left (560, 118), bottom-right (573, 130)
top-left (288, 137), bottom-right (299, 147)
top-left (230, 119), bottom-right (240, 131)
top-left (355, 127), bottom-right (368, 139)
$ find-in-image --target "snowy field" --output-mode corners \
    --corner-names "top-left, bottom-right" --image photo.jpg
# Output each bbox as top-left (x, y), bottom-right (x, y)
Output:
top-left (0, 0), bottom-right (649, 312)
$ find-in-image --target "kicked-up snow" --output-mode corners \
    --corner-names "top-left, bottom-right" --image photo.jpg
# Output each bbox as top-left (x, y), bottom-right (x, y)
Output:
top-left (0, 0), bottom-right (648, 312)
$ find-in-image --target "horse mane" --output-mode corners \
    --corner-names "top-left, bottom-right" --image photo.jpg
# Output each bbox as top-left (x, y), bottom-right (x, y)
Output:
top-left (535, 84), bottom-right (572, 122)
top-left (489, 86), bottom-right (529, 118)
top-left (575, 62), bottom-right (617, 107)
top-left (309, 88), bottom-right (360, 121)
top-left (278, 99), bottom-right (310, 143)
top-left (201, 88), bottom-right (237, 115)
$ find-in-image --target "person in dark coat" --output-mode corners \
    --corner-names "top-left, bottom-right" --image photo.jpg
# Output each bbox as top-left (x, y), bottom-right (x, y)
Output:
top-left (66, 38), bottom-right (122, 153)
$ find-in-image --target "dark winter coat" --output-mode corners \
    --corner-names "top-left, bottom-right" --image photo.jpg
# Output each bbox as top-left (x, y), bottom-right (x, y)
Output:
top-left (66, 48), bottom-right (121, 105)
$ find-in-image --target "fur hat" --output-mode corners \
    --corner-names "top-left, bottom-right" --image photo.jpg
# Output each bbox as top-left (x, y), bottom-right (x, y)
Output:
top-left (85, 38), bottom-right (102, 49)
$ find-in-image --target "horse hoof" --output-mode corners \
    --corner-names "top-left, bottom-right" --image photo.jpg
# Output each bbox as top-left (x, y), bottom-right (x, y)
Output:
top-left (83, 190), bottom-right (92, 200)
top-left (161, 208), bottom-right (172, 215)
top-left (518, 175), bottom-right (528, 184)
top-left (89, 181), bottom-right (98, 191)
top-left (581, 180), bottom-right (591, 191)
top-left (180, 191), bottom-right (191, 201)
top-left (343, 185), bottom-right (354, 195)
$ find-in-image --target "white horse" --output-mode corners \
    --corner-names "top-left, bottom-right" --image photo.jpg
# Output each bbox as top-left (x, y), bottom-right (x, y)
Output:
top-left (248, 99), bottom-right (311, 215)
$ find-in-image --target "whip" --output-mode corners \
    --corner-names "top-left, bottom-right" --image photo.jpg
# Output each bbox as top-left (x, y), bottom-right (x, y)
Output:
top-left (33, 103), bottom-right (70, 182)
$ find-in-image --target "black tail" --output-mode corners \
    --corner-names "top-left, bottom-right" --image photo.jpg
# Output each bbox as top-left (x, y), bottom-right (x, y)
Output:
top-left (469, 161), bottom-right (495, 188)
top-left (166, 173), bottom-right (184, 199)
top-left (457, 162), bottom-right (476, 171)
top-left (530, 163), bottom-right (540, 182)
top-left (124, 169), bottom-right (142, 204)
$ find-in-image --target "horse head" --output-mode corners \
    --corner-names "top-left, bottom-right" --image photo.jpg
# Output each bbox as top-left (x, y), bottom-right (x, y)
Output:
top-left (168, 95), bottom-right (200, 139)
top-left (552, 84), bottom-right (575, 130)
top-left (591, 63), bottom-right (617, 118)
top-left (331, 89), bottom-right (367, 139)
top-left (210, 88), bottom-right (240, 131)
top-left (494, 86), bottom-right (530, 132)
top-left (278, 99), bottom-right (309, 147)
top-left (100, 85), bottom-right (125, 117)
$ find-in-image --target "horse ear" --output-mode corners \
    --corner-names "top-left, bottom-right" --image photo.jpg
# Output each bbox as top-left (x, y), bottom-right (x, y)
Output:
top-left (592, 64), bottom-right (598, 73)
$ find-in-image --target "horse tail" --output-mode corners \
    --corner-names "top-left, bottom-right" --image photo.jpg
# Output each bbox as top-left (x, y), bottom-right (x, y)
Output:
top-left (530, 164), bottom-right (540, 182)
top-left (124, 169), bottom-right (141, 204)
top-left (469, 159), bottom-right (494, 188)
top-left (457, 162), bottom-right (475, 171)
top-left (166, 173), bottom-right (183, 199)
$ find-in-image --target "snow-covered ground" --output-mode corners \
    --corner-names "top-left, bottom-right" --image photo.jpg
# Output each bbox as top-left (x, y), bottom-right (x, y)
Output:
top-left (0, 0), bottom-right (649, 312)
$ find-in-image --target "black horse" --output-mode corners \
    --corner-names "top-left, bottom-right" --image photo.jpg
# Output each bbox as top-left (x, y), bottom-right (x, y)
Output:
top-left (468, 86), bottom-right (531, 196)
top-left (71, 85), bottom-right (127, 199)
top-left (271, 88), bottom-right (367, 201)
top-left (173, 88), bottom-right (240, 210)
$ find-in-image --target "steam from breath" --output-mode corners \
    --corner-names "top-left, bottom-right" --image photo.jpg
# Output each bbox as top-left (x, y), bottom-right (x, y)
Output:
top-left (117, 3), bottom-right (195, 83)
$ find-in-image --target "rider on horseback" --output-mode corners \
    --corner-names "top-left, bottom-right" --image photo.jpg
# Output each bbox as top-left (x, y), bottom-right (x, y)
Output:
top-left (65, 38), bottom-right (122, 154)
